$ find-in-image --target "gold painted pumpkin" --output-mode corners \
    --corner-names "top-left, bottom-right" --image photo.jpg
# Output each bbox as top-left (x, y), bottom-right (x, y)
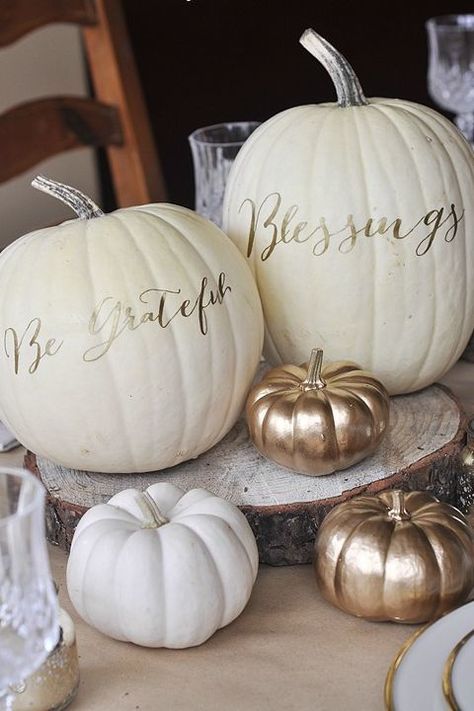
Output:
top-left (314, 490), bottom-right (474, 623)
top-left (246, 348), bottom-right (389, 476)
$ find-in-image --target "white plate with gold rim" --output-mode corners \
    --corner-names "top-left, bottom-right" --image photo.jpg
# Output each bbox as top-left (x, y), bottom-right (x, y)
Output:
top-left (443, 628), bottom-right (474, 710)
top-left (385, 600), bottom-right (474, 710)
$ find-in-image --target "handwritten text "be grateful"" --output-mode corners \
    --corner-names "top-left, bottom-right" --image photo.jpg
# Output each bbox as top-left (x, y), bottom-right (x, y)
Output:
top-left (83, 272), bottom-right (231, 362)
top-left (3, 272), bottom-right (231, 375)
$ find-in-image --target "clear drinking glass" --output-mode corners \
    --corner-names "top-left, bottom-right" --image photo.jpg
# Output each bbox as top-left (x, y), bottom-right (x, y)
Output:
top-left (188, 121), bottom-right (261, 228)
top-left (0, 468), bottom-right (58, 710)
top-left (426, 14), bottom-right (474, 143)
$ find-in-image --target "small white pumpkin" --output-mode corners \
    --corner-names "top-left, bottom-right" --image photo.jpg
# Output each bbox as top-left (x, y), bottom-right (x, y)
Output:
top-left (66, 483), bottom-right (259, 648)
top-left (0, 177), bottom-right (263, 472)
top-left (223, 29), bottom-right (474, 395)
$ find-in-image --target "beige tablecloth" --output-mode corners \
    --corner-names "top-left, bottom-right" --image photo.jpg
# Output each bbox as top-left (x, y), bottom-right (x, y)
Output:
top-left (2, 361), bottom-right (473, 711)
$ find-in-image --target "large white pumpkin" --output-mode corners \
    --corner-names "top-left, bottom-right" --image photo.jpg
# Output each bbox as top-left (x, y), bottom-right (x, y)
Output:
top-left (223, 29), bottom-right (474, 394)
top-left (0, 177), bottom-right (263, 472)
top-left (66, 483), bottom-right (259, 648)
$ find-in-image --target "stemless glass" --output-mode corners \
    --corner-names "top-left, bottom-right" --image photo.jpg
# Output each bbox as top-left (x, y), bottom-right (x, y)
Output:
top-left (188, 121), bottom-right (261, 228)
top-left (0, 468), bottom-right (58, 710)
top-left (426, 14), bottom-right (474, 143)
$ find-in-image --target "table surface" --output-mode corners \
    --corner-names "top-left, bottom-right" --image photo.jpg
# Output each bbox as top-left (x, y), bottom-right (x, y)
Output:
top-left (3, 360), bottom-right (473, 711)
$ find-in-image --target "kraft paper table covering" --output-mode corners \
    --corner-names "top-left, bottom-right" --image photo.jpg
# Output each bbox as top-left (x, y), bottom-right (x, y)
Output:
top-left (2, 360), bottom-right (473, 711)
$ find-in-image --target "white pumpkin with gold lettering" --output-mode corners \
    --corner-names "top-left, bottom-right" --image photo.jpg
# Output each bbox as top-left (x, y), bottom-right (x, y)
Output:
top-left (223, 29), bottom-right (474, 395)
top-left (0, 177), bottom-right (263, 472)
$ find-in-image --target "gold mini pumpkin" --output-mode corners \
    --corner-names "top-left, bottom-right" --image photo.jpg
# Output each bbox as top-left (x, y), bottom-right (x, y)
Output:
top-left (246, 348), bottom-right (389, 476)
top-left (314, 490), bottom-right (474, 623)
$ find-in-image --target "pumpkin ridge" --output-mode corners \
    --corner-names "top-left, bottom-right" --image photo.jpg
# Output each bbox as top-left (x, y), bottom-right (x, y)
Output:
top-left (252, 109), bottom-right (304, 268)
top-left (414, 508), bottom-right (470, 525)
top-left (325, 386), bottom-right (375, 441)
top-left (380, 518), bottom-right (399, 618)
top-left (80, 512), bottom-right (139, 529)
top-left (407, 521), bottom-right (443, 615)
top-left (332, 384), bottom-right (386, 428)
top-left (413, 520), bottom-right (462, 617)
top-left (171, 211), bottom-right (241, 454)
top-left (402, 103), bottom-right (472, 366)
top-left (86, 525), bottom-right (136, 635)
top-left (173, 212), bottom-right (245, 447)
top-left (306, 103), bottom-right (338, 266)
top-left (265, 372), bottom-right (303, 388)
top-left (170, 213), bottom-right (231, 443)
top-left (174, 511), bottom-right (256, 586)
top-left (412, 513), bottom-right (473, 547)
top-left (255, 107), bottom-right (334, 362)
top-left (313, 387), bottom-right (340, 471)
top-left (82, 216), bottom-right (120, 462)
top-left (323, 370), bottom-right (365, 384)
top-left (252, 387), bottom-right (300, 404)
top-left (106, 214), bottom-right (145, 470)
top-left (328, 375), bottom-right (384, 387)
top-left (167, 520), bottom-right (226, 627)
top-left (333, 515), bottom-right (380, 609)
top-left (372, 104), bottom-right (433, 391)
top-left (353, 104), bottom-right (378, 364)
top-left (141, 208), bottom-right (238, 458)
top-left (258, 391), bottom-right (297, 451)
top-left (397, 108), bottom-right (454, 382)
top-left (125, 212), bottom-right (168, 463)
top-left (144, 212), bottom-right (202, 460)
top-left (366, 104), bottom-right (416, 390)
top-left (116, 527), bottom-right (166, 644)
top-left (156, 529), bottom-right (167, 644)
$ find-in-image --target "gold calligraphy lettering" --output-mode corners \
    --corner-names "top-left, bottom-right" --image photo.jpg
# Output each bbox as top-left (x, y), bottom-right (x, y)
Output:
top-left (83, 272), bottom-right (232, 363)
top-left (239, 192), bottom-right (465, 260)
top-left (3, 318), bottom-right (63, 375)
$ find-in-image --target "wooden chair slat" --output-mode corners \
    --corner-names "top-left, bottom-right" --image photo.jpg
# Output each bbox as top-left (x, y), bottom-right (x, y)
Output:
top-left (0, 0), bottom-right (167, 207)
top-left (0, 97), bottom-right (122, 185)
top-left (82, 0), bottom-right (167, 206)
top-left (0, 0), bottom-right (97, 47)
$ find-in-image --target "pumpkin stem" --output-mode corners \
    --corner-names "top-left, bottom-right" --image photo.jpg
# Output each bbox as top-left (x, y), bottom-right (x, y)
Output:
top-left (387, 490), bottom-right (411, 522)
top-left (140, 491), bottom-right (169, 528)
top-left (299, 29), bottom-right (368, 108)
top-left (300, 348), bottom-right (327, 391)
top-left (31, 175), bottom-right (104, 219)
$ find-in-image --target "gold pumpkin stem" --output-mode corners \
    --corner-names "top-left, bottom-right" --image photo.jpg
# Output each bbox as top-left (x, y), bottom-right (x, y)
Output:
top-left (387, 490), bottom-right (411, 522)
top-left (301, 348), bottom-right (327, 391)
top-left (31, 175), bottom-right (104, 219)
top-left (299, 29), bottom-right (368, 108)
top-left (140, 491), bottom-right (169, 528)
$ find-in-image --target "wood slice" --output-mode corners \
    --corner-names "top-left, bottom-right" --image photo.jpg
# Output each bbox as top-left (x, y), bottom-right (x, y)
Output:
top-left (26, 384), bottom-right (467, 566)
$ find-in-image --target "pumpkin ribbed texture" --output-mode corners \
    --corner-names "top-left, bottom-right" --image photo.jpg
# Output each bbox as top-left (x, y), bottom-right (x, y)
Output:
top-left (67, 483), bottom-right (259, 648)
top-left (223, 100), bottom-right (474, 394)
top-left (0, 204), bottom-right (263, 472)
top-left (315, 491), bottom-right (474, 622)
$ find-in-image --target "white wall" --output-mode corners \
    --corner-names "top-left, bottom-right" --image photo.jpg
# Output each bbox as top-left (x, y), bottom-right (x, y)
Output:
top-left (0, 25), bottom-right (99, 250)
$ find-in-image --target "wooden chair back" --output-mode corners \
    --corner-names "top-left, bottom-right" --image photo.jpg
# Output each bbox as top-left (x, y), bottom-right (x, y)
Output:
top-left (0, 0), bottom-right (167, 207)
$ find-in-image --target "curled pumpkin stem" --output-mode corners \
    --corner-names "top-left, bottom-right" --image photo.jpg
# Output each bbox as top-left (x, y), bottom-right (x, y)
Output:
top-left (299, 28), bottom-right (368, 108)
top-left (31, 175), bottom-right (104, 220)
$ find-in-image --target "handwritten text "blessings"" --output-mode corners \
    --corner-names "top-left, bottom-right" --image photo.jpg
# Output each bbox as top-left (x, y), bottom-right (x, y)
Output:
top-left (240, 192), bottom-right (464, 261)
